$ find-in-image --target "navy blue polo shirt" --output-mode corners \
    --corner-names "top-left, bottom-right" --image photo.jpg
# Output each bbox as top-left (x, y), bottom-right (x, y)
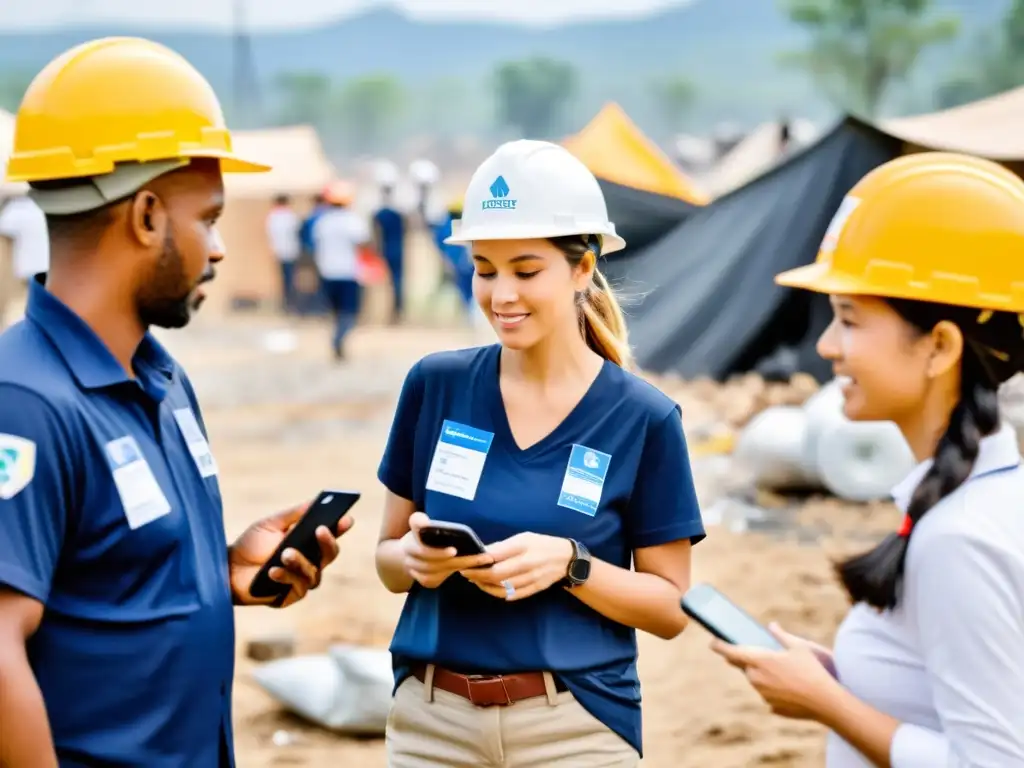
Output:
top-left (0, 279), bottom-right (236, 767)
top-left (377, 345), bottom-right (705, 756)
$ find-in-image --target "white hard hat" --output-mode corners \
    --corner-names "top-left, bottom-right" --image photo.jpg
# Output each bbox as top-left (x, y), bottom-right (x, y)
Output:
top-left (408, 159), bottom-right (440, 185)
top-left (374, 159), bottom-right (399, 187)
top-left (445, 139), bottom-right (625, 255)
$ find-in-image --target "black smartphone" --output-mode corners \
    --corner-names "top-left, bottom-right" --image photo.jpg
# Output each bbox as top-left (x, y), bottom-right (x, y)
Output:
top-left (248, 490), bottom-right (361, 600)
top-left (418, 520), bottom-right (487, 557)
top-left (681, 582), bottom-right (784, 650)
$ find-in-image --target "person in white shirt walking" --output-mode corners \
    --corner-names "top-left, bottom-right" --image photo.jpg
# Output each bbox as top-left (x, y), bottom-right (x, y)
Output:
top-left (712, 152), bottom-right (1024, 767)
top-left (265, 194), bottom-right (301, 313)
top-left (313, 180), bottom-right (371, 360)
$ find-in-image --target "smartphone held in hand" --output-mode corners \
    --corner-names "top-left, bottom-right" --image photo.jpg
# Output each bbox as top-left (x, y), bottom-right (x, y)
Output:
top-left (681, 582), bottom-right (784, 650)
top-left (248, 490), bottom-right (361, 599)
top-left (418, 520), bottom-right (488, 557)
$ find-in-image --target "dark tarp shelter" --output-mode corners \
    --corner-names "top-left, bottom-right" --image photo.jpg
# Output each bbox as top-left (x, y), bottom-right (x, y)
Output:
top-left (562, 103), bottom-right (707, 252)
top-left (602, 119), bottom-right (903, 383)
top-left (609, 84), bottom-right (1024, 382)
top-left (597, 178), bottom-right (703, 252)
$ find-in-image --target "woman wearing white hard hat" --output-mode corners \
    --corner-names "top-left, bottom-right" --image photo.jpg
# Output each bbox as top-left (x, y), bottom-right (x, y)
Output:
top-left (374, 140), bottom-right (705, 766)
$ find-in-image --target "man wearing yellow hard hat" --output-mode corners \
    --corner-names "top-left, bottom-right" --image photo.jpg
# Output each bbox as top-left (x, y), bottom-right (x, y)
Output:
top-left (0, 37), bottom-right (352, 767)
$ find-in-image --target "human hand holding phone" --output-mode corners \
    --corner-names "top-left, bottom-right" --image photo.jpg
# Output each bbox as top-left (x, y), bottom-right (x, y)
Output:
top-left (402, 513), bottom-right (494, 588)
top-left (238, 490), bottom-right (358, 607)
top-left (766, 623), bottom-right (837, 678)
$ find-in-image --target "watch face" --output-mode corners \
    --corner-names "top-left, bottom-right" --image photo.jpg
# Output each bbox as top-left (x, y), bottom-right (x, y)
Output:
top-left (569, 558), bottom-right (591, 582)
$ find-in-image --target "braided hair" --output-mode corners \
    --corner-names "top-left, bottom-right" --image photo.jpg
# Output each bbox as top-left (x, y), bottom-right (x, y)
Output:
top-left (837, 299), bottom-right (1022, 610)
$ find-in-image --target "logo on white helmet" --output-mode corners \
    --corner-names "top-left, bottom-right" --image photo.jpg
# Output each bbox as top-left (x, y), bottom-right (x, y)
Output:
top-left (481, 175), bottom-right (517, 210)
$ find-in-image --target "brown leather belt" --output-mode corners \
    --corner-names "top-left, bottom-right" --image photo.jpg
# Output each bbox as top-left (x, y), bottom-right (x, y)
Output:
top-left (411, 663), bottom-right (566, 707)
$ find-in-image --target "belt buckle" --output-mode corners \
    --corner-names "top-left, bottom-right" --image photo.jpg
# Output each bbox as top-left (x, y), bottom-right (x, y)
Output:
top-left (465, 674), bottom-right (512, 707)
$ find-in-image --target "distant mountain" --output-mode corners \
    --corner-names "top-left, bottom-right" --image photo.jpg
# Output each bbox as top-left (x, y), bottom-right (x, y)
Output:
top-left (0, 0), bottom-right (1009, 138)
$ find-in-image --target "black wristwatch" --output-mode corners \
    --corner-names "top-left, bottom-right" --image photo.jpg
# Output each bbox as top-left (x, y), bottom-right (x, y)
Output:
top-left (562, 539), bottom-right (591, 588)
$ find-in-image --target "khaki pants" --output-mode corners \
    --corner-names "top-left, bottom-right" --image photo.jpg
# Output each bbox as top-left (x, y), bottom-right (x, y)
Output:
top-left (386, 670), bottom-right (640, 768)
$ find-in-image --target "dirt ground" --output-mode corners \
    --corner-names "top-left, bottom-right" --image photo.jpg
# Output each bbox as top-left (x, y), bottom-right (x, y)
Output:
top-left (144, 305), bottom-right (901, 768)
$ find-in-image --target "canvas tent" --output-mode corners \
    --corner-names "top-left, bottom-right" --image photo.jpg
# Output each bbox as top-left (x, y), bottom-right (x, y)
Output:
top-left (612, 86), bottom-right (1024, 383)
top-left (698, 119), bottom-right (821, 198)
top-left (562, 103), bottom-right (706, 252)
top-left (211, 125), bottom-right (335, 312)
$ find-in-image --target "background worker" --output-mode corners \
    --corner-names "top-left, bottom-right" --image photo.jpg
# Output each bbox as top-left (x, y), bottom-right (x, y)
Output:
top-left (373, 160), bottom-right (407, 324)
top-left (313, 179), bottom-right (372, 360)
top-left (712, 153), bottom-right (1024, 767)
top-left (374, 140), bottom-right (706, 767)
top-left (430, 197), bottom-right (477, 324)
top-left (0, 37), bottom-right (352, 768)
top-left (265, 193), bottom-right (301, 313)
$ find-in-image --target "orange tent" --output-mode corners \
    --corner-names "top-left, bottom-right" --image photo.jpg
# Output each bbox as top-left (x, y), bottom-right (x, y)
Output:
top-left (563, 102), bottom-right (708, 205)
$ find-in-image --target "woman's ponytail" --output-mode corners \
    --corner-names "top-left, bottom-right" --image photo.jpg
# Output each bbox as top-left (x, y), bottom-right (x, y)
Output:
top-left (580, 268), bottom-right (632, 368)
top-left (549, 234), bottom-right (633, 369)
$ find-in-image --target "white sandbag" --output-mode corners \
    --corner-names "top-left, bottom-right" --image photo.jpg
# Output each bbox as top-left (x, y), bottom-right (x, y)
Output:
top-left (814, 419), bottom-right (916, 502)
top-left (251, 653), bottom-right (344, 729)
top-left (250, 645), bottom-right (394, 736)
top-left (800, 379), bottom-right (847, 479)
top-left (327, 644), bottom-right (395, 735)
top-left (733, 406), bottom-right (821, 491)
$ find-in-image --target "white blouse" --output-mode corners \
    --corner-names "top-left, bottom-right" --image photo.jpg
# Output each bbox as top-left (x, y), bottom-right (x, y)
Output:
top-left (828, 424), bottom-right (1024, 767)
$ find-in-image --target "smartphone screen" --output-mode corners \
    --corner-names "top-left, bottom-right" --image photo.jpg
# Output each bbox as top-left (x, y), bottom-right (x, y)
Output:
top-left (682, 583), bottom-right (783, 650)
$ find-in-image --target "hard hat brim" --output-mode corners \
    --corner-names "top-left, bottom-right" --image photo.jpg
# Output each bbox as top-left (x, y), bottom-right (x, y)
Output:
top-left (774, 261), bottom-right (856, 294)
top-left (185, 148), bottom-right (271, 174)
top-left (775, 260), bottom-right (1024, 312)
top-left (446, 224), bottom-right (626, 256)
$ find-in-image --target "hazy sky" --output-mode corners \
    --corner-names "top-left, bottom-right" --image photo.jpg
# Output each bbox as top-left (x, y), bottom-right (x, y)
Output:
top-left (1, 0), bottom-right (695, 31)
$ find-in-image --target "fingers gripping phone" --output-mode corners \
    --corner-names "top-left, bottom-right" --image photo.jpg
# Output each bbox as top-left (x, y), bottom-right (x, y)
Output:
top-left (248, 490), bottom-right (361, 600)
top-left (681, 583), bottom-right (784, 650)
top-left (417, 520), bottom-right (487, 557)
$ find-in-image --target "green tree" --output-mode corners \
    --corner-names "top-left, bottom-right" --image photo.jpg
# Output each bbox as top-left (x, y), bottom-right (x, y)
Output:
top-left (935, 0), bottom-right (1024, 108)
top-left (779, 0), bottom-right (959, 117)
top-left (649, 75), bottom-right (698, 133)
top-left (492, 57), bottom-right (577, 138)
top-left (273, 71), bottom-right (333, 127)
top-left (333, 74), bottom-right (405, 154)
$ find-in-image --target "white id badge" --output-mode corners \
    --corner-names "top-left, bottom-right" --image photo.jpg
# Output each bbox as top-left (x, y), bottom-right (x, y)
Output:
top-left (558, 444), bottom-right (612, 517)
top-left (105, 436), bottom-right (172, 530)
top-left (425, 420), bottom-right (494, 501)
top-left (173, 408), bottom-right (219, 479)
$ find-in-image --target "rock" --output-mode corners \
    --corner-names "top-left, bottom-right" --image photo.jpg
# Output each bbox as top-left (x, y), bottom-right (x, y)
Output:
top-left (246, 633), bottom-right (296, 662)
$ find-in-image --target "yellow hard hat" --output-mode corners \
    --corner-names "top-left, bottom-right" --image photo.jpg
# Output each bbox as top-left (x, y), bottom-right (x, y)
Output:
top-left (5, 36), bottom-right (269, 183)
top-left (776, 152), bottom-right (1024, 312)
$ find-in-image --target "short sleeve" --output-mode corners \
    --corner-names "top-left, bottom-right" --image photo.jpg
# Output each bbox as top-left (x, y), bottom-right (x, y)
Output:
top-left (625, 406), bottom-right (706, 549)
top-left (377, 361), bottom-right (426, 502)
top-left (0, 203), bottom-right (16, 237)
top-left (0, 385), bottom-right (74, 603)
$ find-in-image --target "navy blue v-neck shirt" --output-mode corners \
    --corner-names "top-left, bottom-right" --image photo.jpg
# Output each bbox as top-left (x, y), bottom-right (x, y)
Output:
top-left (377, 344), bottom-right (705, 755)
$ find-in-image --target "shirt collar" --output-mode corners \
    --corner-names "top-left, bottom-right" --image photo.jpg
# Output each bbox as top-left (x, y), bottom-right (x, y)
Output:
top-left (25, 275), bottom-right (176, 397)
top-left (890, 422), bottom-right (1021, 511)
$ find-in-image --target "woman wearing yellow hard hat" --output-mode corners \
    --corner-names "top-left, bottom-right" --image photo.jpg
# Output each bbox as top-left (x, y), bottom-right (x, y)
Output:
top-left (712, 152), bottom-right (1024, 766)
